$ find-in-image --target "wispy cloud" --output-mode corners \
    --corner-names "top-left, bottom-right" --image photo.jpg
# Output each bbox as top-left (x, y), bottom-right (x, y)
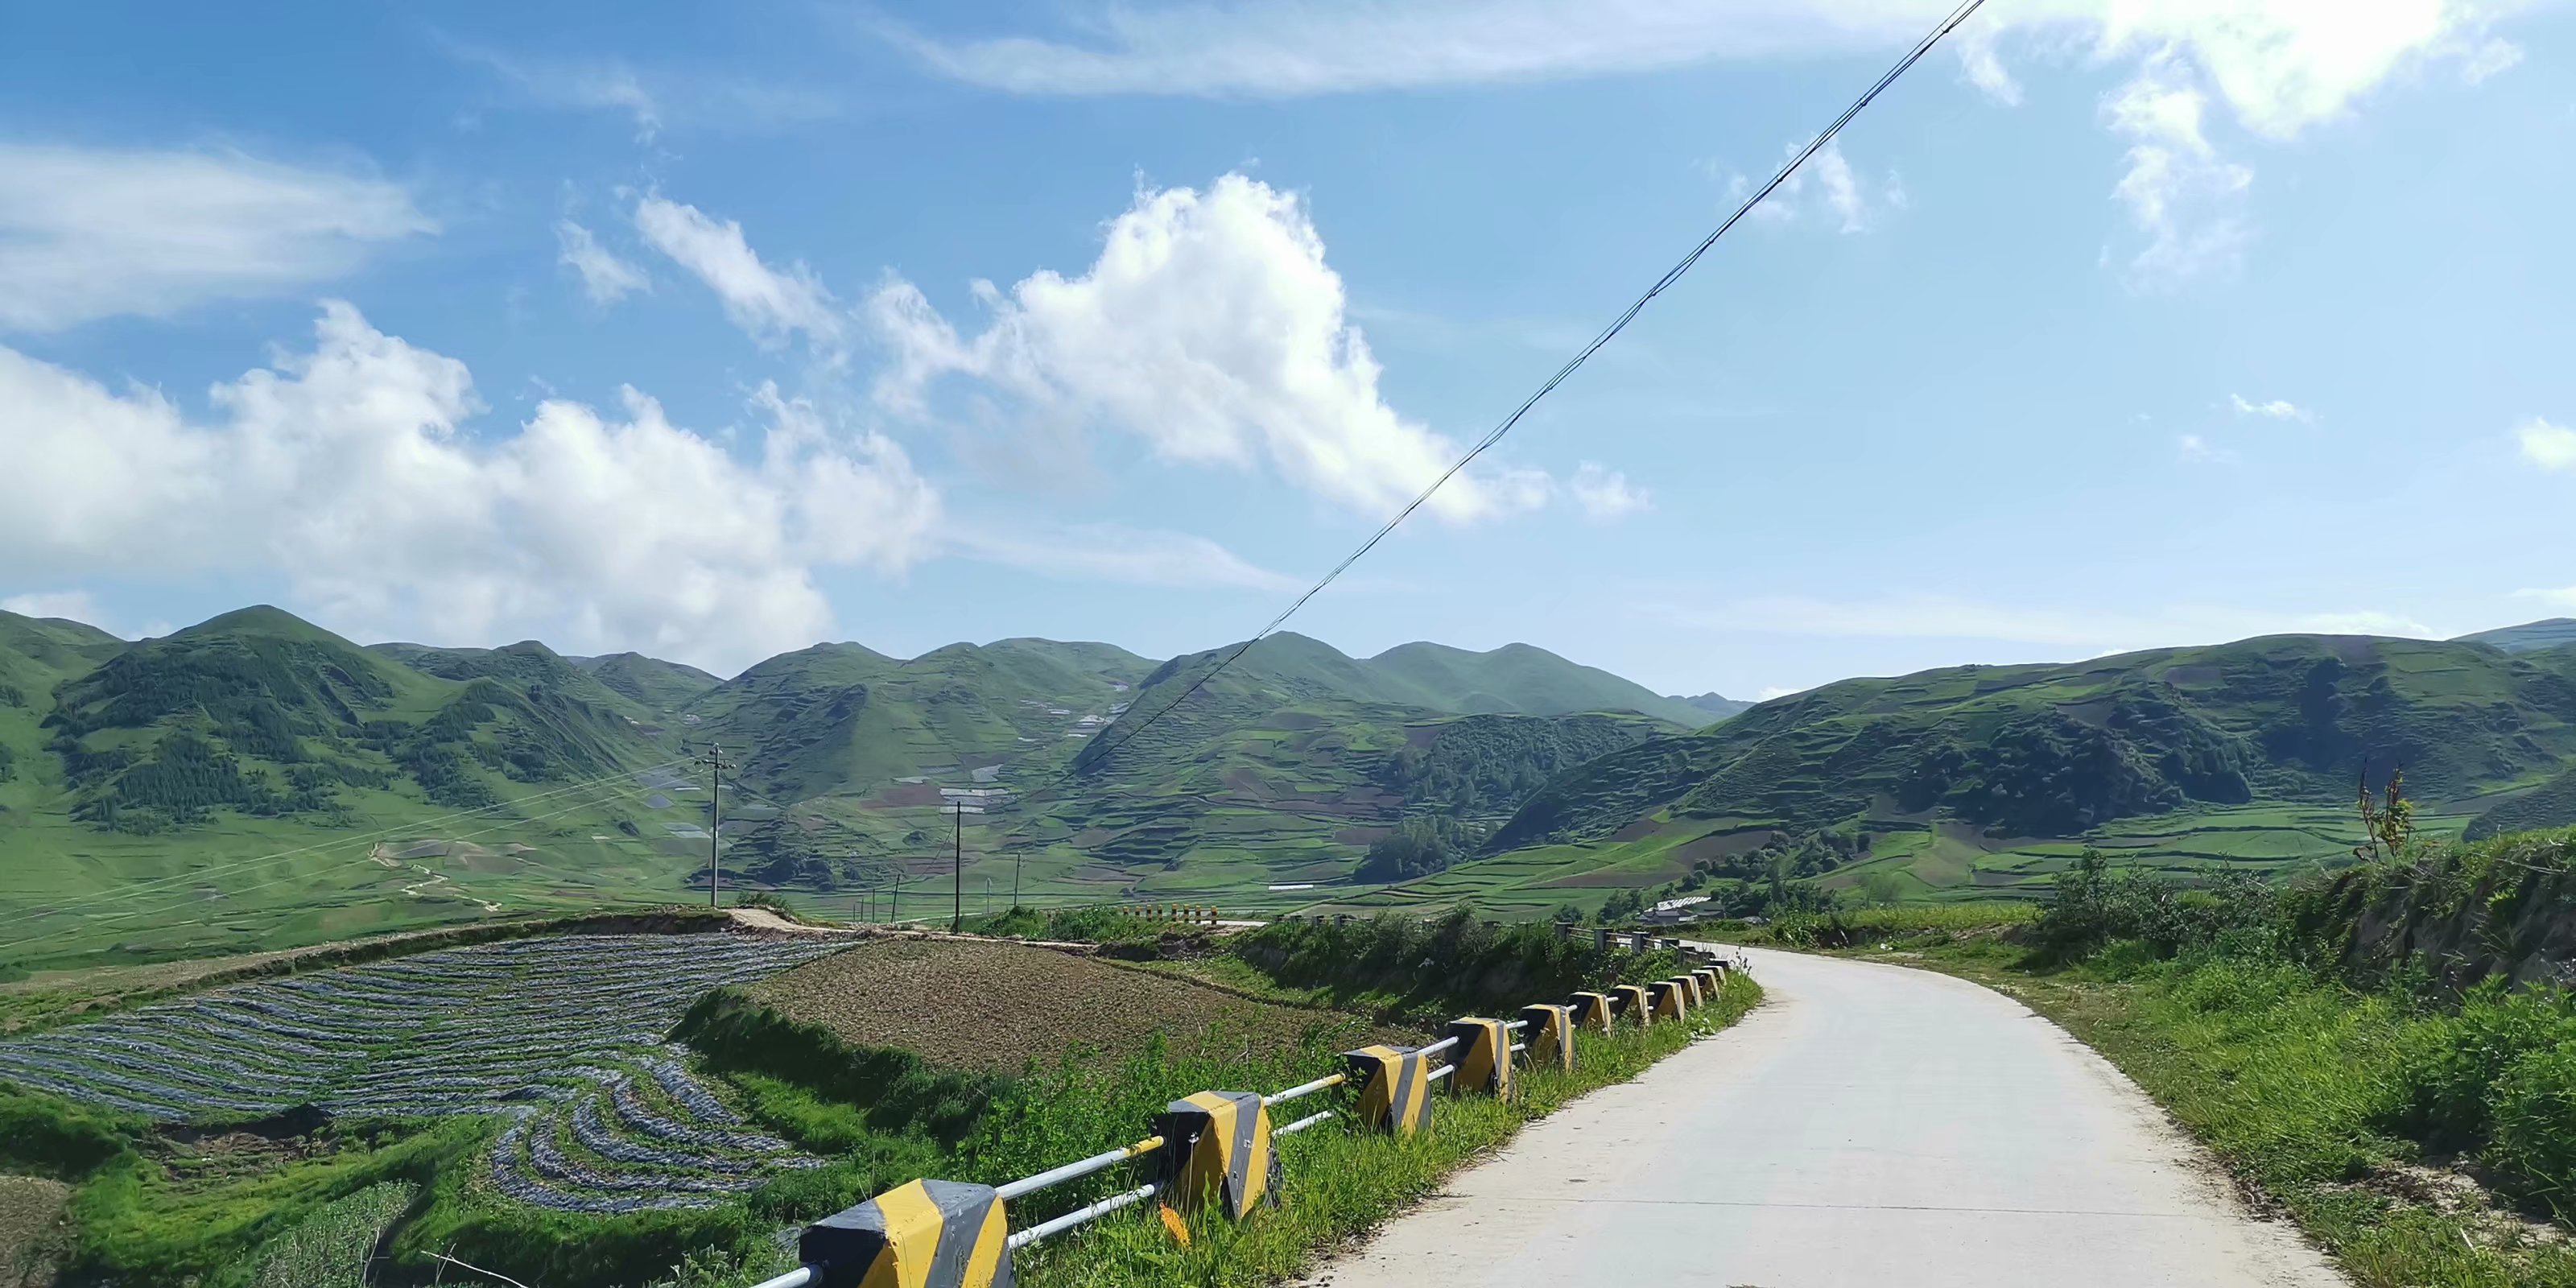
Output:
top-left (2104, 52), bottom-right (2251, 290)
top-left (946, 522), bottom-right (1303, 592)
top-left (633, 196), bottom-right (843, 351)
top-left (2178, 433), bottom-right (2235, 464)
top-left (440, 39), bottom-right (841, 140)
top-left (1567, 462), bottom-right (1652, 521)
top-left (2230, 393), bottom-right (2312, 422)
top-left (555, 220), bottom-right (649, 303)
top-left (0, 142), bottom-right (432, 332)
top-left (0, 589), bottom-right (106, 629)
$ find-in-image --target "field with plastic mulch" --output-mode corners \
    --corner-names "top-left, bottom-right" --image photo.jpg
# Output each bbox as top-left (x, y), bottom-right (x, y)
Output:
top-left (0, 932), bottom-right (848, 1213)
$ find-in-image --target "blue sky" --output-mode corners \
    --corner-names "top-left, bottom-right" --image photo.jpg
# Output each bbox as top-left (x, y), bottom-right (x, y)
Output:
top-left (4, 1), bottom-right (2574, 699)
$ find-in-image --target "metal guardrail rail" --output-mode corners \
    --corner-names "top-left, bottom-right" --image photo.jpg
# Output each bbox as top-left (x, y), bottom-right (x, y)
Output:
top-left (753, 935), bottom-right (1746, 1287)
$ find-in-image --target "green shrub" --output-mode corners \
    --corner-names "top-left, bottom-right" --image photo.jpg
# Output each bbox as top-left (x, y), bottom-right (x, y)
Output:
top-left (1231, 910), bottom-right (1682, 1018)
top-left (2488, 1041), bottom-right (2576, 1215)
top-left (2380, 980), bottom-right (2576, 1149)
top-left (0, 1084), bottom-right (136, 1179)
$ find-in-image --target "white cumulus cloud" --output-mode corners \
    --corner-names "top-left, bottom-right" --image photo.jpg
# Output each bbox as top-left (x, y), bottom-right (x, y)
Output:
top-left (0, 142), bottom-right (434, 332)
top-left (2520, 417), bottom-right (2576, 472)
top-left (634, 196), bottom-right (843, 350)
top-left (0, 303), bottom-right (939, 673)
top-left (556, 220), bottom-right (650, 303)
top-left (865, 173), bottom-right (1554, 523)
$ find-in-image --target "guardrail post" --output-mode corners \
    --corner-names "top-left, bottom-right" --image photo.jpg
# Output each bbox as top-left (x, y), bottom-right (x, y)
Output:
top-left (1570, 990), bottom-right (1615, 1033)
top-left (1692, 966), bottom-right (1719, 998)
top-left (799, 1179), bottom-right (1013, 1288)
top-left (1444, 1018), bottom-right (1511, 1099)
top-left (1152, 1091), bottom-right (1275, 1218)
top-left (1593, 927), bottom-right (1614, 952)
top-left (1612, 984), bottom-right (1653, 1025)
top-left (1677, 972), bottom-right (1705, 1007)
top-left (1651, 979), bottom-right (1690, 1022)
top-left (1343, 1044), bottom-right (1435, 1135)
top-left (1519, 1003), bottom-right (1575, 1072)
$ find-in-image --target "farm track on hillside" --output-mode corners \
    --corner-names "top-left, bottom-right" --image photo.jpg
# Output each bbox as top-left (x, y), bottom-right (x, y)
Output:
top-left (0, 933), bottom-right (845, 1213)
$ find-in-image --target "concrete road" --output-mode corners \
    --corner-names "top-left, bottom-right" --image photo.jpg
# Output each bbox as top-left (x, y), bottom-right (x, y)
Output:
top-left (1300, 947), bottom-right (2347, 1288)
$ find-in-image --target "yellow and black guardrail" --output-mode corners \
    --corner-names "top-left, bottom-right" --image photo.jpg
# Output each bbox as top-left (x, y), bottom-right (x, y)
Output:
top-left (753, 935), bottom-right (1749, 1288)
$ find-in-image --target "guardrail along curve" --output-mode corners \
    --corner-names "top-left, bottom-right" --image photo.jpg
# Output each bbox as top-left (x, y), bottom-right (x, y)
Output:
top-left (751, 936), bottom-right (1751, 1288)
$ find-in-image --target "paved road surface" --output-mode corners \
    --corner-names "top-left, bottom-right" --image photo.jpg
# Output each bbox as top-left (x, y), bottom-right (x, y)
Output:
top-left (1302, 947), bottom-right (2347, 1288)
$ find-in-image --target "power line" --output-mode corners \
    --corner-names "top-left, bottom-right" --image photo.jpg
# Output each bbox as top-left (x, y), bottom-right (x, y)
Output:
top-left (992, 0), bottom-right (1992, 830)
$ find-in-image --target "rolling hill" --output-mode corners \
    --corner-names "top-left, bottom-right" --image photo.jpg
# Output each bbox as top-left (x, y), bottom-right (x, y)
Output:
top-left (1315, 634), bottom-right (2576, 919)
top-left (1674, 692), bottom-right (1752, 721)
top-left (2458, 618), bottom-right (2576, 654)
top-left (2, 608), bottom-right (683, 972)
top-left (5, 609), bottom-right (1709, 966)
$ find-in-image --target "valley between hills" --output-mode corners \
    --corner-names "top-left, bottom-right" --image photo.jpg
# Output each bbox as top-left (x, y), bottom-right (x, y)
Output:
top-left (6, 603), bottom-right (2576, 976)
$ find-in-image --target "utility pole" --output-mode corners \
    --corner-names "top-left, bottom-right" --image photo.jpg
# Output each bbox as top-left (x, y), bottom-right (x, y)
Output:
top-left (890, 880), bottom-right (900, 926)
top-left (951, 802), bottom-right (964, 932)
top-left (696, 743), bottom-right (734, 909)
top-left (1013, 842), bottom-right (1023, 912)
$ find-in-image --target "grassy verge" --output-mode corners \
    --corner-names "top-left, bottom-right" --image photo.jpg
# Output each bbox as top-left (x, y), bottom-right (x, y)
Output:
top-left (1717, 904), bottom-right (2576, 1288)
top-left (1010, 970), bottom-right (1761, 1287)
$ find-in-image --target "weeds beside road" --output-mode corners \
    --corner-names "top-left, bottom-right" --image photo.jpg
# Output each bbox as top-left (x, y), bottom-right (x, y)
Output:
top-left (1701, 828), bottom-right (2576, 1288)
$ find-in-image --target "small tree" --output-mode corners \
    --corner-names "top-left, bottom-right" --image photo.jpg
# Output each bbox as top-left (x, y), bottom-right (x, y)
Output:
top-left (2355, 765), bottom-right (2417, 865)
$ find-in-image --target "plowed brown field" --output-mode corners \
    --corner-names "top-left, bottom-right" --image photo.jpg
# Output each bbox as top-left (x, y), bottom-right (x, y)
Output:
top-left (750, 938), bottom-right (1389, 1073)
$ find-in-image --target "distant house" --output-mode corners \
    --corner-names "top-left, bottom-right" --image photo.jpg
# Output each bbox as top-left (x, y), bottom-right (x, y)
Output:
top-left (1641, 894), bottom-right (1711, 926)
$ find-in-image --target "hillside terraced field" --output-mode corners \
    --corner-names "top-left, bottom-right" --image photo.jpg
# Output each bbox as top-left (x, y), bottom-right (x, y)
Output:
top-left (0, 931), bottom-right (847, 1213)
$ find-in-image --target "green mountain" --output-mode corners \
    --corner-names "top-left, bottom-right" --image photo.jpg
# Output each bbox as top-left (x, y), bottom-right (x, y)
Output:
top-left (1, 608), bottom-right (689, 972)
top-left (1674, 692), bottom-right (1752, 721)
top-left (1364, 642), bottom-right (1717, 726)
top-left (369, 640), bottom-right (654, 723)
top-left (687, 638), bottom-right (1153, 806)
top-left (576, 652), bottom-right (724, 712)
top-left (0, 606), bottom-right (1766, 965)
top-left (1331, 634), bottom-right (2576, 919)
top-left (2458, 618), bottom-right (2576, 654)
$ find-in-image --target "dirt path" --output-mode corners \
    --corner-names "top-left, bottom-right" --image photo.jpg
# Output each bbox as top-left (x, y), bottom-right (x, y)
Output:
top-left (1302, 946), bottom-right (2348, 1287)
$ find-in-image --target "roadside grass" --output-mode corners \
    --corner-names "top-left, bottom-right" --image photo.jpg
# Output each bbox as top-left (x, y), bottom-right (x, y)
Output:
top-left (1768, 930), bottom-right (2576, 1288)
top-left (1010, 971), bottom-right (1761, 1288)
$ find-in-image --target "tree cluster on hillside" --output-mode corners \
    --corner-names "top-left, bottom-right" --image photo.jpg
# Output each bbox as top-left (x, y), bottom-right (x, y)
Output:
top-left (1376, 713), bottom-right (1654, 820)
top-left (729, 817), bottom-right (889, 892)
top-left (1353, 815), bottom-right (1480, 883)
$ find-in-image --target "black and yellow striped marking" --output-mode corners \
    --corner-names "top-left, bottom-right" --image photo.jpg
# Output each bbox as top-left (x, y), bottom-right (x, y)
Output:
top-left (1692, 967), bottom-right (1720, 998)
top-left (1678, 972), bottom-right (1705, 1005)
top-left (1445, 1018), bottom-right (1512, 1099)
top-left (799, 1178), bottom-right (1013, 1288)
top-left (1519, 1002), bottom-right (1575, 1073)
top-left (1153, 1091), bottom-right (1274, 1219)
top-left (1612, 984), bottom-right (1653, 1025)
top-left (1344, 1043), bottom-right (1434, 1136)
top-left (1570, 991), bottom-right (1615, 1033)
top-left (1651, 979), bottom-right (1690, 1022)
